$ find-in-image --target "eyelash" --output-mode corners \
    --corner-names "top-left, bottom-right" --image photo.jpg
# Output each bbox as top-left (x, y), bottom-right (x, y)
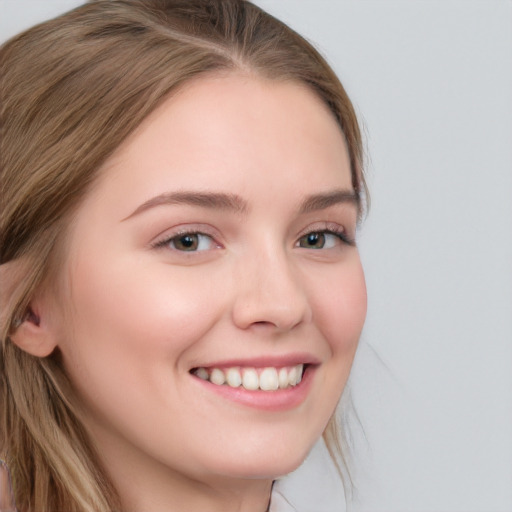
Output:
top-left (152, 230), bottom-right (219, 251)
top-left (296, 226), bottom-right (355, 250)
top-left (151, 225), bottom-right (355, 252)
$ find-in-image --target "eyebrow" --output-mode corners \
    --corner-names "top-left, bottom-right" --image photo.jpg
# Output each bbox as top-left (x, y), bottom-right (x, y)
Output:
top-left (299, 189), bottom-right (359, 214)
top-left (123, 188), bottom-right (359, 221)
top-left (123, 191), bottom-right (248, 221)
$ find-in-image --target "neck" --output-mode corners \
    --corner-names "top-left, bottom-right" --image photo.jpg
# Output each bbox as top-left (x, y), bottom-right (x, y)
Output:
top-left (90, 424), bottom-right (273, 512)
top-left (119, 469), bottom-right (273, 512)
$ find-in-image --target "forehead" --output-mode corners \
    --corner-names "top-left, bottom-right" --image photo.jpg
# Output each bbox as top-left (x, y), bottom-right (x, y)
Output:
top-left (88, 73), bottom-right (352, 217)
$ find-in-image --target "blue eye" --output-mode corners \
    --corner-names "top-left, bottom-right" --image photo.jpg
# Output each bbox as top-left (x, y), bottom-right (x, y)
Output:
top-left (158, 232), bottom-right (216, 252)
top-left (297, 230), bottom-right (352, 249)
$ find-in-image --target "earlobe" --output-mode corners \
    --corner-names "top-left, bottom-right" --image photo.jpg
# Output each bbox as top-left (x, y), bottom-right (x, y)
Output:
top-left (10, 307), bottom-right (57, 358)
top-left (1, 259), bottom-right (59, 358)
top-left (9, 302), bottom-right (58, 358)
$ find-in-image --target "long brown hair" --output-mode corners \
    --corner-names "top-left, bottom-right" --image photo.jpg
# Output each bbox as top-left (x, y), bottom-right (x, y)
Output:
top-left (0, 1), bottom-right (366, 509)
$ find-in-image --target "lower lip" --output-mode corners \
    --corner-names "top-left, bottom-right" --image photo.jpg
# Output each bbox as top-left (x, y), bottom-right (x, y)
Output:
top-left (190, 365), bottom-right (316, 411)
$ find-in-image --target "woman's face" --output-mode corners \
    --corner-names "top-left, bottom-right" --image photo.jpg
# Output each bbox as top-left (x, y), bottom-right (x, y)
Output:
top-left (52, 74), bottom-right (366, 485)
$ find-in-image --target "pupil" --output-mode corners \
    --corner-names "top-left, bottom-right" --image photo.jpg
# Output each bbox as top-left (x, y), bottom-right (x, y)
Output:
top-left (308, 233), bottom-right (320, 245)
top-left (178, 235), bottom-right (197, 250)
top-left (301, 232), bottom-right (325, 248)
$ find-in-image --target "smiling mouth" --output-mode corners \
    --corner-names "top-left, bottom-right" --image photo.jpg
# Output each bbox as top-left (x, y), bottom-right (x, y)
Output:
top-left (191, 364), bottom-right (306, 391)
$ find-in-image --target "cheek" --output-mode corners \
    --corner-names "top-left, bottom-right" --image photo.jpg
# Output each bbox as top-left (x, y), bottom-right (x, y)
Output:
top-left (312, 258), bottom-right (367, 356)
top-left (103, 259), bottom-right (210, 322)
top-left (62, 255), bottom-right (222, 378)
top-left (58, 255), bottom-right (227, 446)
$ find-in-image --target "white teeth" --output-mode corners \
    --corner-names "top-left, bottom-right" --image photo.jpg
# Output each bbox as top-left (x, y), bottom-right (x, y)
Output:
top-left (288, 366), bottom-right (298, 386)
top-left (195, 367), bottom-right (209, 380)
top-left (242, 368), bottom-right (259, 390)
top-left (259, 368), bottom-right (279, 391)
top-left (278, 367), bottom-right (289, 389)
top-left (226, 367), bottom-right (242, 388)
top-left (193, 364), bottom-right (305, 391)
top-left (210, 368), bottom-right (226, 386)
top-left (287, 364), bottom-right (304, 386)
top-left (295, 364), bottom-right (304, 385)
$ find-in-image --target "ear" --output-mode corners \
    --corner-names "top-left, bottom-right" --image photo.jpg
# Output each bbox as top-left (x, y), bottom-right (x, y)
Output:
top-left (10, 305), bottom-right (58, 358)
top-left (0, 259), bottom-right (59, 358)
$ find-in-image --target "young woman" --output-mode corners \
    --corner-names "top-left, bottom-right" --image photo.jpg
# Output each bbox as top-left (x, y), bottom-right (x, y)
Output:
top-left (0, 1), bottom-right (367, 510)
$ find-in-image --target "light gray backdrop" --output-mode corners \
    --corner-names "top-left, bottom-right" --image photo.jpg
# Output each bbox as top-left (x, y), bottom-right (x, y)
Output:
top-left (1, 1), bottom-right (511, 511)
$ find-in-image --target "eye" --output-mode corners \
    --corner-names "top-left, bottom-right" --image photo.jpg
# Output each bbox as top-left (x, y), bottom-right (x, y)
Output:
top-left (296, 229), bottom-right (352, 249)
top-left (155, 232), bottom-right (217, 252)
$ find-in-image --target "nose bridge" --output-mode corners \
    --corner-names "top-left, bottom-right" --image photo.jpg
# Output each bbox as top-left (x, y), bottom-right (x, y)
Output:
top-left (231, 239), bottom-right (312, 331)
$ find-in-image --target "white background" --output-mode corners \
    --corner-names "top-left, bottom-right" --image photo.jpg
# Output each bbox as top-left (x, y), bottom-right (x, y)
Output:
top-left (1, 1), bottom-right (511, 511)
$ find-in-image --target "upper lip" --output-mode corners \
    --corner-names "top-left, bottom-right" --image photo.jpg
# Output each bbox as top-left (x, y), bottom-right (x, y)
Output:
top-left (190, 353), bottom-right (321, 370)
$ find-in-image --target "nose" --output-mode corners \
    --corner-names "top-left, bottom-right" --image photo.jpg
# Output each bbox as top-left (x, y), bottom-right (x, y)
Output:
top-left (231, 246), bottom-right (312, 332)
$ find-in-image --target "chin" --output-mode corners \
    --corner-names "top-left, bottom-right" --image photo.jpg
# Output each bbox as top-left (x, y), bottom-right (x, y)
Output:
top-left (210, 437), bottom-right (316, 480)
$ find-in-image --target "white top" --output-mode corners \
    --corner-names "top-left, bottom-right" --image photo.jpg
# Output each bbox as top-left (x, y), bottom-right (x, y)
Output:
top-left (269, 486), bottom-right (298, 512)
top-left (269, 478), bottom-right (345, 512)
top-left (268, 440), bottom-right (347, 512)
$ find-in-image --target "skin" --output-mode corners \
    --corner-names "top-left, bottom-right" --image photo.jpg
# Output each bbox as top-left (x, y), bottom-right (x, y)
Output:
top-left (25, 74), bottom-right (367, 511)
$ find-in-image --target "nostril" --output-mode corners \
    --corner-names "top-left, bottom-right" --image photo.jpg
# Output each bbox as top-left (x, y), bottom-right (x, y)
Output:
top-left (231, 262), bottom-right (312, 332)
